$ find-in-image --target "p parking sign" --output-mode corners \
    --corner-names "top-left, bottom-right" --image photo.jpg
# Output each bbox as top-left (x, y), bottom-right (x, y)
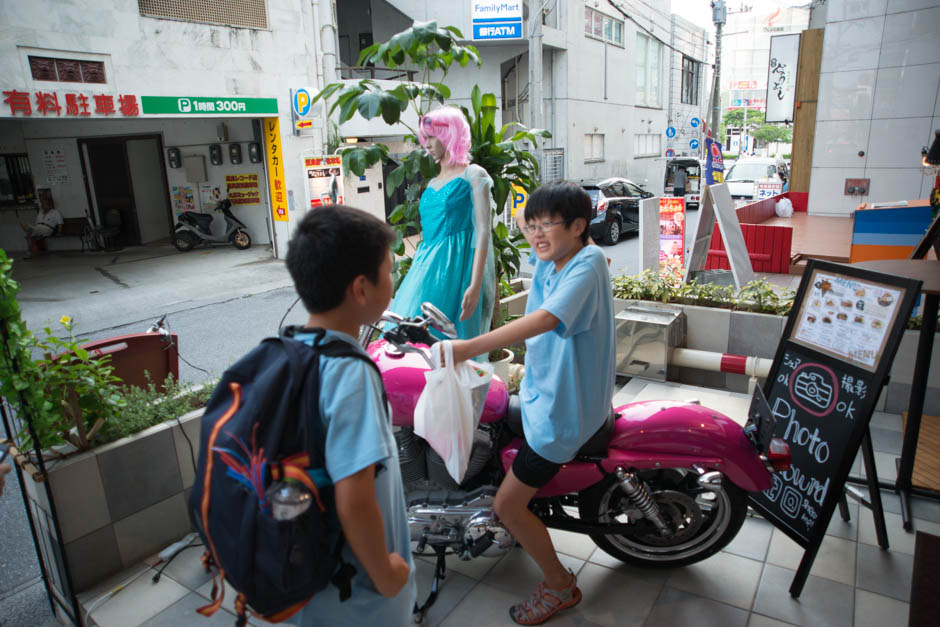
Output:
top-left (510, 184), bottom-right (528, 217)
top-left (293, 89), bottom-right (311, 117)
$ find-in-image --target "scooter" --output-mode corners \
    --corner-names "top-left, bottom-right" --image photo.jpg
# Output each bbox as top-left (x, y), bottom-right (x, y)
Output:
top-left (367, 305), bottom-right (791, 622)
top-left (173, 198), bottom-right (251, 251)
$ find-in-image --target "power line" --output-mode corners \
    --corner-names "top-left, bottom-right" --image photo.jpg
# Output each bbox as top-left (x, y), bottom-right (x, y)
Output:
top-left (605, 0), bottom-right (710, 65)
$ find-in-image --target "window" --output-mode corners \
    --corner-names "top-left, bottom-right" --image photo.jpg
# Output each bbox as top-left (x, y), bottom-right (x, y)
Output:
top-left (681, 56), bottom-right (700, 105)
top-left (584, 134), bottom-right (605, 162)
top-left (634, 133), bottom-right (661, 157)
top-left (584, 8), bottom-right (623, 45)
top-left (0, 155), bottom-right (36, 205)
top-left (138, 0), bottom-right (268, 29)
top-left (28, 56), bottom-right (106, 84)
top-left (635, 34), bottom-right (662, 107)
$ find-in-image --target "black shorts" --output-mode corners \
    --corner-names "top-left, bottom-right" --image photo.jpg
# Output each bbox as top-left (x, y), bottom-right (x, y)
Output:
top-left (512, 439), bottom-right (563, 488)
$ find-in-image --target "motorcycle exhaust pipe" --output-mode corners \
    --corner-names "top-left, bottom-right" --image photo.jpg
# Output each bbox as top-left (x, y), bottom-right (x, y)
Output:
top-left (615, 468), bottom-right (669, 536)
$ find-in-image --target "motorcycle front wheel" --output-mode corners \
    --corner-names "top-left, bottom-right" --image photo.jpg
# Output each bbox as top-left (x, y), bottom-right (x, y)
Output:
top-left (173, 230), bottom-right (197, 252)
top-left (578, 468), bottom-right (747, 568)
top-left (230, 229), bottom-right (251, 250)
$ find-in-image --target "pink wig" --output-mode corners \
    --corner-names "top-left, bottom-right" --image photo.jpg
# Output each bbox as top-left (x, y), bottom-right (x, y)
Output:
top-left (418, 107), bottom-right (471, 166)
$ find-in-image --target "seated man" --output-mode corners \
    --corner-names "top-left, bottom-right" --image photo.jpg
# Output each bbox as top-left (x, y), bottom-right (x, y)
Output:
top-left (20, 189), bottom-right (63, 258)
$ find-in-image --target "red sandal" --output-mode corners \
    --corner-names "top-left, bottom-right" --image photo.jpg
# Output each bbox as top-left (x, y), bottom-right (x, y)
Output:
top-left (509, 570), bottom-right (582, 625)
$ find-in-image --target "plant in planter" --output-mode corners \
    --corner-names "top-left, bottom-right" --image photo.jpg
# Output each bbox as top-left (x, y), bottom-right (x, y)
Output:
top-left (0, 250), bottom-right (214, 595)
top-left (312, 21), bottom-right (548, 319)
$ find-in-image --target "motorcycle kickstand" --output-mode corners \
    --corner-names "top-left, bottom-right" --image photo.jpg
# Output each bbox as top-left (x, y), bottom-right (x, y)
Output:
top-left (412, 545), bottom-right (447, 624)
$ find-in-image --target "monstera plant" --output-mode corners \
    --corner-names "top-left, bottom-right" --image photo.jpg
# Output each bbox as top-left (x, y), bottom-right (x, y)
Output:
top-left (312, 21), bottom-right (549, 300)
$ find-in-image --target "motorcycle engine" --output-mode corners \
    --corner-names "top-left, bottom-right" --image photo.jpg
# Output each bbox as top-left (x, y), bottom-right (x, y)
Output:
top-left (407, 487), bottom-right (514, 559)
top-left (395, 427), bottom-right (513, 559)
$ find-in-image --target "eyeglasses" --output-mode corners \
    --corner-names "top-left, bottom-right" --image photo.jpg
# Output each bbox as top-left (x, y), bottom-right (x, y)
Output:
top-left (522, 221), bottom-right (566, 236)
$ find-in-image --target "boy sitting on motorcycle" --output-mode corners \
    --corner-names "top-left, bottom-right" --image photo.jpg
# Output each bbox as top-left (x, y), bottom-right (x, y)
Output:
top-left (449, 181), bottom-right (615, 625)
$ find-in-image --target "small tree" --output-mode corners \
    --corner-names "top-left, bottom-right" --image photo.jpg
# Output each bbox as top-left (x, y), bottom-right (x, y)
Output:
top-left (312, 21), bottom-right (549, 300)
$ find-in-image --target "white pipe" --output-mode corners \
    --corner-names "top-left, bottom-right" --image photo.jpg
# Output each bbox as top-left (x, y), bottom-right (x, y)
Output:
top-left (671, 348), bottom-right (773, 395)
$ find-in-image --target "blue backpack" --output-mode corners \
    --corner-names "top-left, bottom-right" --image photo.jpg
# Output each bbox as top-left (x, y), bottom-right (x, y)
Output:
top-left (188, 328), bottom-right (382, 626)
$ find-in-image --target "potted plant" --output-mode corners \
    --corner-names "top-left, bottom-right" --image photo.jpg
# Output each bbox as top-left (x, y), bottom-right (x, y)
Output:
top-left (312, 21), bottom-right (547, 328)
top-left (0, 250), bottom-right (212, 595)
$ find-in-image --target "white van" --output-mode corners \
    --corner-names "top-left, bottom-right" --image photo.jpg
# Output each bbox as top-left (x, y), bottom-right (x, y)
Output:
top-left (664, 158), bottom-right (705, 210)
top-left (724, 157), bottom-right (789, 202)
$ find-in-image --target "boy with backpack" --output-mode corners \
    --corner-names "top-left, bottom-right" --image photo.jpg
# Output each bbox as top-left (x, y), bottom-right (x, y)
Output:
top-left (448, 181), bottom-right (615, 625)
top-left (286, 206), bottom-right (415, 625)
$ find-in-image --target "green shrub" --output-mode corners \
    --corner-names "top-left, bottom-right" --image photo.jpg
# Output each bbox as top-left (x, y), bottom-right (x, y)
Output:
top-left (99, 372), bottom-right (213, 444)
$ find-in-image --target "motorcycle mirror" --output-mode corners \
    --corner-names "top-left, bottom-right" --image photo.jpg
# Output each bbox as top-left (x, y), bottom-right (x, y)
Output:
top-left (420, 302), bottom-right (457, 339)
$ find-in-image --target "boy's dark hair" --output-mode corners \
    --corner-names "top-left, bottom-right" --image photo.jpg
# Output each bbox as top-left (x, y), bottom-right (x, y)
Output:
top-left (286, 206), bottom-right (394, 313)
top-left (523, 181), bottom-right (592, 243)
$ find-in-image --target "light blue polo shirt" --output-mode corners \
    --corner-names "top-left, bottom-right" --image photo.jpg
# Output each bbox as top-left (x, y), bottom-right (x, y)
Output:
top-left (295, 330), bottom-right (416, 627)
top-left (521, 245), bottom-right (616, 463)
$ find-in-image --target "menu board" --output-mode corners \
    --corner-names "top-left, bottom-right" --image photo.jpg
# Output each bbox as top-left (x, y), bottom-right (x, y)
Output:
top-left (791, 269), bottom-right (903, 371)
top-left (748, 344), bottom-right (874, 543)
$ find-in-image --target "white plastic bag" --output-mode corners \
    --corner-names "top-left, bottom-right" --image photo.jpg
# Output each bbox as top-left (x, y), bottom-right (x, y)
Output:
top-left (414, 341), bottom-right (493, 483)
top-left (775, 197), bottom-right (794, 218)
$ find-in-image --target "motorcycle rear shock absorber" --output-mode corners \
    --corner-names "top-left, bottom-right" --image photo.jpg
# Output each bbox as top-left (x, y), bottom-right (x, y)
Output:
top-left (615, 468), bottom-right (670, 535)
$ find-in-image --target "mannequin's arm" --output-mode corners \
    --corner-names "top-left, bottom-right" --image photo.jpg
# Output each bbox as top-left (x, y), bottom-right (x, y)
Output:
top-left (460, 168), bottom-right (492, 321)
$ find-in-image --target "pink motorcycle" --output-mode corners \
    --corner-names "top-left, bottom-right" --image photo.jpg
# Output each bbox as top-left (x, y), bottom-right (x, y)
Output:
top-left (367, 305), bottom-right (790, 621)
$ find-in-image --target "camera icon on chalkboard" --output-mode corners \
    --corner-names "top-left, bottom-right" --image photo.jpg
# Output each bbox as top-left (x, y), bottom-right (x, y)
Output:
top-left (780, 486), bottom-right (801, 519)
top-left (793, 371), bottom-right (833, 410)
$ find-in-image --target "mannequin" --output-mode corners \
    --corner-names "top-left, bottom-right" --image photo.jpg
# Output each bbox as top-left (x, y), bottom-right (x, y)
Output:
top-left (388, 106), bottom-right (496, 342)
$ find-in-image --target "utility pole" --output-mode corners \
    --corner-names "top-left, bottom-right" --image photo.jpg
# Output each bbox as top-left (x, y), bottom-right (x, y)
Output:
top-left (528, 4), bottom-right (544, 181)
top-left (709, 1), bottom-right (727, 143)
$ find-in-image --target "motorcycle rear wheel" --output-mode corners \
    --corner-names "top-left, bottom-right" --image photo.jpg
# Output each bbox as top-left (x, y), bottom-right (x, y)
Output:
top-left (578, 468), bottom-right (747, 568)
top-left (231, 229), bottom-right (251, 250)
top-left (173, 230), bottom-right (197, 252)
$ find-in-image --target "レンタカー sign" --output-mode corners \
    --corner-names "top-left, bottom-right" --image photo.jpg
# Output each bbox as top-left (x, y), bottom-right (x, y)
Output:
top-left (471, 1), bottom-right (523, 40)
top-left (264, 117), bottom-right (288, 222)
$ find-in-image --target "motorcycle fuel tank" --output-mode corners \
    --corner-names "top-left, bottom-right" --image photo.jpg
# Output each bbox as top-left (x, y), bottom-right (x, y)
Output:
top-left (368, 339), bottom-right (510, 427)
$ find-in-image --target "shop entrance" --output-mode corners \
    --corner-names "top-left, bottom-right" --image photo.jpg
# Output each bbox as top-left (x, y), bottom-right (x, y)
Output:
top-left (78, 134), bottom-right (172, 247)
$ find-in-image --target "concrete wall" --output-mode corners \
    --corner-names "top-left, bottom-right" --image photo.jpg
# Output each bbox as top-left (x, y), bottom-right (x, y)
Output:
top-left (807, 0), bottom-right (940, 216)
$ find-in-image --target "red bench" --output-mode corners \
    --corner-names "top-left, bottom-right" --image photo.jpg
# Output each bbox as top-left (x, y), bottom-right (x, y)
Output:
top-left (704, 191), bottom-right (803, 275)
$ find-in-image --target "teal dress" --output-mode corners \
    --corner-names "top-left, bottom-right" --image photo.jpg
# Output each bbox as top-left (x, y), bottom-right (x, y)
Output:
top-left (390, 165), bottom-right (495, 341)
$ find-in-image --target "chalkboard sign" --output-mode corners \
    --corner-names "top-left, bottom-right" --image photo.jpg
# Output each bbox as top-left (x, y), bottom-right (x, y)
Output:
top-left (749, 343), bottom-right (876, 544)
top-left (746, 259), bottom-right (921, 596)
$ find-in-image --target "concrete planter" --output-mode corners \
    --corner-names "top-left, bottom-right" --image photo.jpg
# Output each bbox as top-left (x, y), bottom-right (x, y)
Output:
top-left (16, 408), bottom-right (202, 594)
top-left (613, 298), bottom-right (940, 407)
top-left (496, 278), bottom-right (531, 319)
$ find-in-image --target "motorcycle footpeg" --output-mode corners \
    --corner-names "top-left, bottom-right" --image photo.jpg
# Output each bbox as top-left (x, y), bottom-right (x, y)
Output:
top-left (468, 532), bottom-right (494, 558)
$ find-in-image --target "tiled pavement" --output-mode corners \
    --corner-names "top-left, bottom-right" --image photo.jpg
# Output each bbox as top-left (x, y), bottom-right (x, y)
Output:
top-left (71, 379), bottom-right (934, 627)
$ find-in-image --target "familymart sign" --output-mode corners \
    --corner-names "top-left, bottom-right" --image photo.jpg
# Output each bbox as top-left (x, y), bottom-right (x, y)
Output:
top-left (140, 96), bottom-right (278, 116)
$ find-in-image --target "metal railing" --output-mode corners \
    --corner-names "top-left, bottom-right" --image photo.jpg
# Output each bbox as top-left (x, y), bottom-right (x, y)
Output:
top-left (337, 66), bottom-right (418, 81)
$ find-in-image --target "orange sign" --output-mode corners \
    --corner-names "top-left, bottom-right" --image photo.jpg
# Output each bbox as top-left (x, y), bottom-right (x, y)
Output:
top-left (264, 117), bottom-right (288, 221)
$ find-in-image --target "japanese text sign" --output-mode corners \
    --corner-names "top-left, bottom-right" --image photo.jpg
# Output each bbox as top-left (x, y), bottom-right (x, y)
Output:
top-left (264, 117), bottom-right (288, 222)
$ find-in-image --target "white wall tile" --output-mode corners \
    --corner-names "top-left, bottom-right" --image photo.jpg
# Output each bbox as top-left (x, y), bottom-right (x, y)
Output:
top-left (827, 0), bottom-right (888, 22)
top-left (808, 167), bottom-right (865, 215)
top-left (866, 117), bottom-right (934, 167)
top-left (880, 7), bottom-right (940, 67)
top-left (886, 0), bottom-right (940, 14)
top-left (861, 167), bottom-right (929, 202)
top-left (873, 64), bottom-right (940, 119)
top-left (817, 70), bottom-right (877, 120)
top-left (820, 17), bottom-right (885, 73)
top-left (812, 120), bottom-right (872, 167)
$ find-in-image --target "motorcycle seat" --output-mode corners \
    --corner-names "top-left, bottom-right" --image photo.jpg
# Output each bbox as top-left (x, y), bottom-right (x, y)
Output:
top-left (505, 395), bottom-right (615, 458)
top-left (187, 212), bottom-right (214, 230)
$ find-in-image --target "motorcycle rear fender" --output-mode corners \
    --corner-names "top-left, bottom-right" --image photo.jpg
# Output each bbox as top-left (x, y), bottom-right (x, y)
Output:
top-left (500, 400), bottom-right (772, 497)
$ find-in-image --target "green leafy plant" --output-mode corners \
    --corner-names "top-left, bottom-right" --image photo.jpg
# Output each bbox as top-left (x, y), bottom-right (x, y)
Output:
top-left (311, 21), bottom-right (549, 316)
top-left (612, 270), bottom-right (795, 316)
top-left (100, 372), bottom-right (213, 444)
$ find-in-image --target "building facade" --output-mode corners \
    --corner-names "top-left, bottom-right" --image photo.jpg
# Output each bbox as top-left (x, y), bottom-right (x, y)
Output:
top-left (0, 0), bottom-right (334, 257)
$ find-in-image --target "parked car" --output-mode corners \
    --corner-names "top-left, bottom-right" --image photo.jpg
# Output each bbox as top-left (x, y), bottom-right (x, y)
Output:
top-left (579, 178), bottom-right (653, 245)
top-left (664, 158), bottom-right (704, 210)
top-left (724, 157), bottom-right (789, 202)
